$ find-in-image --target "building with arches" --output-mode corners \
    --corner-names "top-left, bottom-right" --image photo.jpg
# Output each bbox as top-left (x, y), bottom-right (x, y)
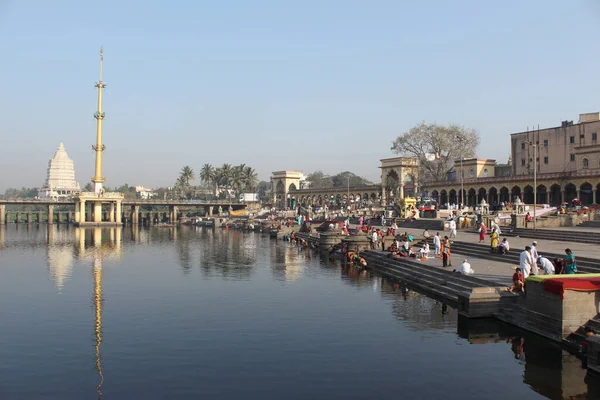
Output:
top-left (276, 157), bottom-right (420, 209)
top-left (423, 113), bottom-right (600, 207)
top-left (271, 170), bottom-right (305, 209)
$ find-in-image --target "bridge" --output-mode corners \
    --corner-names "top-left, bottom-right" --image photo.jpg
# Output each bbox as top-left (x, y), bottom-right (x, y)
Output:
top-left (0, 199), bottom-right (248, 225)
top-left (288, 185), bottom-right (383, 208)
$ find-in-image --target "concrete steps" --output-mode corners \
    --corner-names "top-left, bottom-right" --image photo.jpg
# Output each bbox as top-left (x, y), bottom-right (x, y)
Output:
top-left (578, 220), bottom-right (600, 228)
top-left (396, 219), bottom-right (444, 231)
top-left (447, 240), bottom-right (600, 273)
top-left (361, 251), bottom-right (505, 308)
top-left (503, 227), bottom-right (600, 245)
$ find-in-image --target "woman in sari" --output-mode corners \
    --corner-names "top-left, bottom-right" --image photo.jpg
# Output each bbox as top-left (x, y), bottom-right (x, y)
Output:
top-left (564, 248), bottom-right (577, 274)
top-left (478, 223), bottom-right (488, 243)
top-left (490, 228), bottom-right (499, 253)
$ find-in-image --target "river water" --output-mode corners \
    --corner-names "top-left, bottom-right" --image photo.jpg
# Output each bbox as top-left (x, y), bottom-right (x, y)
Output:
top-left (0, 225), bottom-right (597, 399)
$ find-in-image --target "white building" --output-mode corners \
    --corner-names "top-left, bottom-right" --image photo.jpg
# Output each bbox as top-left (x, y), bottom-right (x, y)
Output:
top-left (38, 143), bottom-right (81, 200)
top-left (135, 186), bottom-right (156, 200)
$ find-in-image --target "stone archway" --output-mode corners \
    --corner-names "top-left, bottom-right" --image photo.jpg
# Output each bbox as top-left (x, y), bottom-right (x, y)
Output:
top-left (468, 188), bottom-right (476, 206)
top-left (384, 170), bottom-right (400, 204)
top-left (511, 186), bottom-right (522, 203)
top-left (580, 182), bottom-right (594, 205)
top-left (477, 187), bottom-right (487, 204)
top-left (549, 184), bottom-right (561, 206)
top-left (523, 185), bottom-right (534, 204)
top-left (440, 190), bottom-right (448, 205)
top-left (488, 187), bottom-right (498, 205)
top-left (449, 189), bottom-right (456, 205)
top-left (499, 187), bottom-right (509, 203)
top-left (565, 183), bottom-right (577, 203)
top-left (537, 185), bottom-right (547, 205)
top-left (403, 174), bottom-right (416, 198)
top-left (431, 190), bottom-right (439, 202)
top-left (276, 181), bottom-right (285, 208)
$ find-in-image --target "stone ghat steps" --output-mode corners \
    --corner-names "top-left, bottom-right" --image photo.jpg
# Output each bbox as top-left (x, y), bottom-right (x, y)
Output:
top-left (448, 240), bottom-right (600, 273)
top-left (361, 251), bottom-right (505, 305)
top-left (502, 228), bottom-right (600, 244)
top-left (578, 221), bottom-right (600, 228)
top-left (396, 219), bottom-right (444, 230)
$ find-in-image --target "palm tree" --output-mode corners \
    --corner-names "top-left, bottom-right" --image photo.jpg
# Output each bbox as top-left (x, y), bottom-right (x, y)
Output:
top-left (231, 166), bottom-right (245, 197)
top-left (243, 166), bottom-right (258, 192)
top-left (214, 164), bottom-right (233, 200)
top-left (200, 163), bottom-right (215, 198)
top-left (179, 166), bottom-right (195, 186)
top-left (175, 176), bottom-right (187, 199)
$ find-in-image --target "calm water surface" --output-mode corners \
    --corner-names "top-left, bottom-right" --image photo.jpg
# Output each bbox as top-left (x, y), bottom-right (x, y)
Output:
top-left (0, 225), bottom-right (597, 399)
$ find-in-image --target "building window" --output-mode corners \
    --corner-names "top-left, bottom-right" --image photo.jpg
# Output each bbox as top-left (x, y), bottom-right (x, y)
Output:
top-left (569, 136), bottom-right (575, 144)
top-left (570, 154), bottom-right (575, 162)
top-left (483, 168), bottom-right (488, 177)
top-left (521, 159), bottom-right (525, 166)
top-left (593, 132), bottom-right (598, 141)
top-left (468, 168), bottom-right (475, 178)
top-left (521, 142), bottom-right (525, 150)
top-left (583, 158), bottom-right (589, 169)
top-left (543, 139), bottom-right (548, 147)
top-left (544, 156), bottom-right (548, 164)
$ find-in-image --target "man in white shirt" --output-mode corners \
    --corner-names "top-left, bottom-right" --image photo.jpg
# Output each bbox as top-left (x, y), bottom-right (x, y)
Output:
top-left (449, 219), bottom-right (457, 238)
top-left (457, 259), bottom-right (474, 275)
top-left (530, 241), bottom-right (539, 274)
top-left (537, 256), bottom-right (555, 275)
top-left (433, 232), bottom-right (441, 255)
top-left (519, 246), bottom-right (533, 278)
top-left (371, 230), bottom-right (379, 249)
top-left (499, 238), bottom-right (510, 254)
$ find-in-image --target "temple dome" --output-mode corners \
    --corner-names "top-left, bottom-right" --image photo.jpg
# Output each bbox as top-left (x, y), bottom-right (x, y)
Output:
top-left (38, 143), bottom-right (80, 199)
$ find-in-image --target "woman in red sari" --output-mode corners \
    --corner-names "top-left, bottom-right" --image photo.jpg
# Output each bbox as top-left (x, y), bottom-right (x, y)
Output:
top-left (478, 224), bottom-right (487, 243)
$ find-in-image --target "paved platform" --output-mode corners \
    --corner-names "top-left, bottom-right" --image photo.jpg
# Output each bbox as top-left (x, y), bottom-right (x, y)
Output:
top-left (355, 223), bottom-right (600, 287)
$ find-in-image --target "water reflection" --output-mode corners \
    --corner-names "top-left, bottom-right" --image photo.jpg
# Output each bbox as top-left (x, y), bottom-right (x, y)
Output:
top-left (1, 225), bottom-right (599, 399)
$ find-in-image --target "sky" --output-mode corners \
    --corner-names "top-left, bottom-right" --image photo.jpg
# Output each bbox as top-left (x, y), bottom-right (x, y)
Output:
top-left (1, 0), bottom-right (600, 191)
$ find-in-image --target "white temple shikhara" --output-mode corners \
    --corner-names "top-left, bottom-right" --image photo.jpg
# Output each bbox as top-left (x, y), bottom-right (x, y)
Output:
top-left (73, 47), bottom-right (123, 226)
top-left (38, 143), bottom-right (81, 199)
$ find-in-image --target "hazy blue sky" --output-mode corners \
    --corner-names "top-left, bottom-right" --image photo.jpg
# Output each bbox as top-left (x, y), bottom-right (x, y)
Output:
top-left (1, 0), bottom-right (600, 191)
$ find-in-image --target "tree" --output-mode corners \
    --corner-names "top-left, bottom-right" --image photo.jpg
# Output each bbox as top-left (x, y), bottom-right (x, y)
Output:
top-left (179, 166), bottom-right (195, 186)
top-left (391, 122), bottom-right (479, 183)
top-left (243, 166), bottom-right (258, 192)
top-left (199, 163), bottom-right (215, 198)
top-left (305, 171), bottom-right (334, 188)
top-left (331, 171), bottom-right (373, 188)
top-left (83, 183), bottom-right (93, 192)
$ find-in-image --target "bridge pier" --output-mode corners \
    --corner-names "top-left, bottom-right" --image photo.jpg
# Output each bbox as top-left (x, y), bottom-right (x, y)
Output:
top-left (109, 204), bottom-right (115, 223)
top-left (146, 212), bottom-right (152, 226)
top-left (0, 205), bottom-right (5, 225)
top-left (37, 211), bottom-right (42, 223)
top-left (115, 201), bottom-right (122, 224)
top-left (26, 212), bottom-right (32, 224)
top-left (48, 205), bottom-right (54, 224)
top-left (68, 211), bottom-right (72, 224)
top-left (93, 202), bottom-right (102, 223)
top-left (132, 205), bottom-right (140, 225)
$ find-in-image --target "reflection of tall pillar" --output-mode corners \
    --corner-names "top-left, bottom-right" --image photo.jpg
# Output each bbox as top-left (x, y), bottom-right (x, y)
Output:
top-left (170, 227), bottom-right (177, 241)
top-left (78, 228), bottom-right (85, 255)
top-left (93, 255), bottom-right (104, 397)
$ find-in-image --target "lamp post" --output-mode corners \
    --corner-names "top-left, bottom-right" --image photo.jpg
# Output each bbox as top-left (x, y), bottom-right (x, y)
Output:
top-left (347, 176), bottom-right (350, 210)
top-left (456, 135), bottom-right (464, 208)
top-left (527, 141), bottom-right (537, 230)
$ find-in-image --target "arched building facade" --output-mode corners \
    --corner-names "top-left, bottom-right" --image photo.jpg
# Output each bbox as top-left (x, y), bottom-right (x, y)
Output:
top-left (423, 170), bottom-right (600, 207)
